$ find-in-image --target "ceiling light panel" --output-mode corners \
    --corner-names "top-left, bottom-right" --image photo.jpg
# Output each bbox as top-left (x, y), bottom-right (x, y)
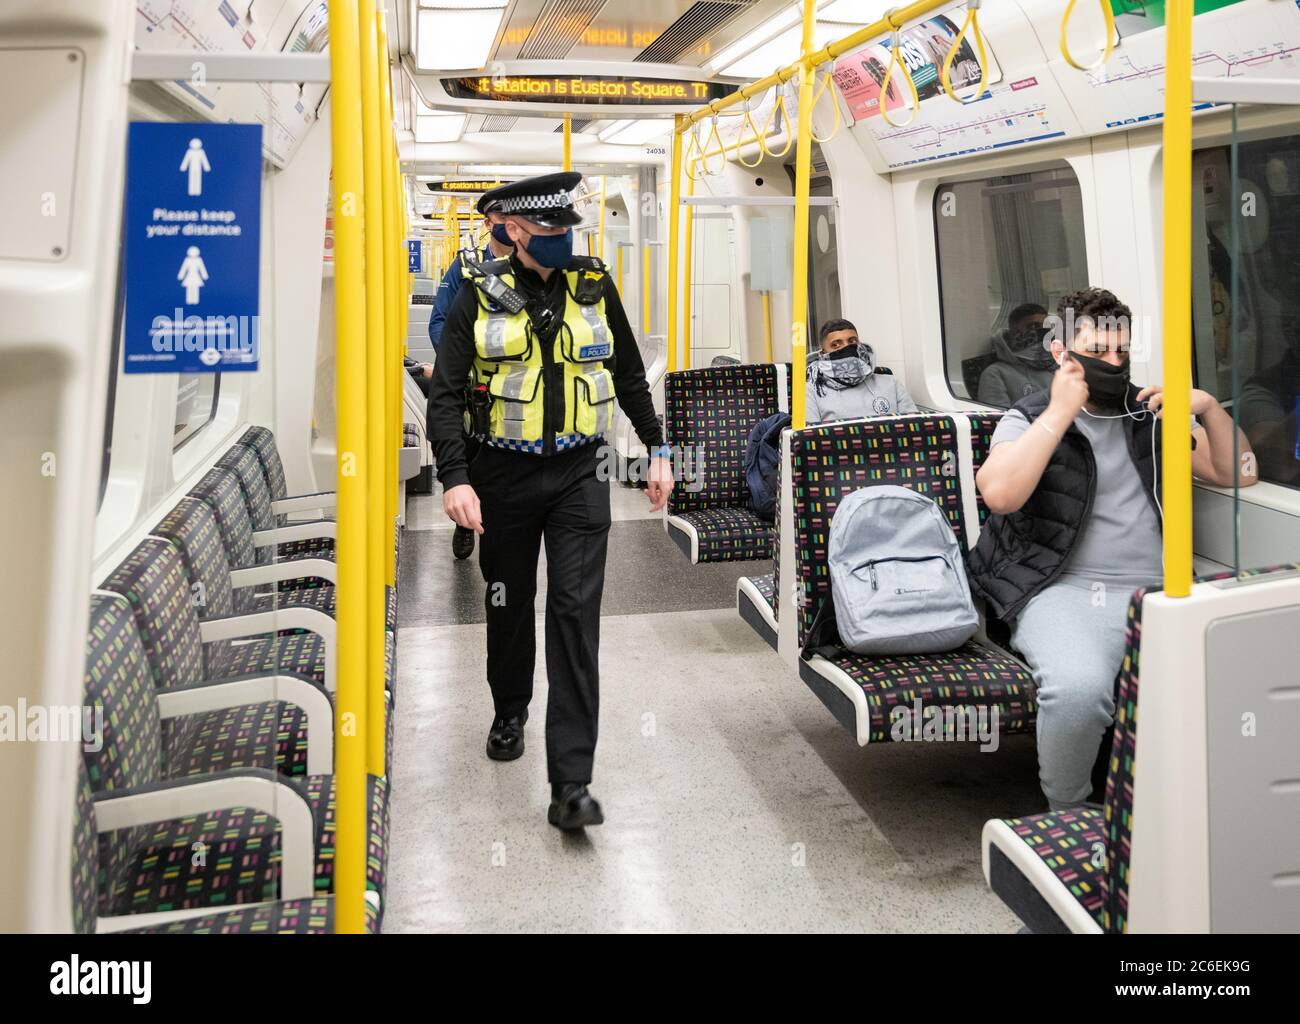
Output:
top-left (416, 2), bottom-right (508, 70)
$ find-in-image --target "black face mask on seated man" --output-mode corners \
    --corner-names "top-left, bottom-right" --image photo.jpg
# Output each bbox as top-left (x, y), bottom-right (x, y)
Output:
top-left (1067, 351), bottom-right (1131, 411)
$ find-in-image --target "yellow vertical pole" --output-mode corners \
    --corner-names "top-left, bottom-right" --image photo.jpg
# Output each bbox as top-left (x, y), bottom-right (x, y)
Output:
top-left (789, 0), bottom-right (817, 429)
top-left (616, 243), bottom-right (624, 294)
top-left (682, 168), bottom-right (695, 370)
top-left (378, 7), bottom-right (401, 590)
top-left (642, 245), bottom-right (652, 337)
top-left (597, 175), bottom-right (607, 260)
top-left (1162, 0), bottom-right (1193, 597)
top-left (358, 0), bottom-right (387, 778)
top-left (762, 291), bottom-right (773, 363)
top-left (563, 113), bottom-right (572, 170)
top-left (666, 114), bottom-right (684, 371)
top-left (326, 0), bottom-right (368, 935)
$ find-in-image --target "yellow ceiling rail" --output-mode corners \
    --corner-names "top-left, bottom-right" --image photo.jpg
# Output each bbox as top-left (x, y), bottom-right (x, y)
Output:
top-left (879, 24), bottom-right (920, 127)
top-left (325, 0), bottom-right (369, 936)
top-left (1161, 0), bottom-right (1193, 597)
top-left (358, 0), bottom-right (388, 780)
top-left (940, 0), bottom-right (989, 105)
top-left (681, 0), bottom-right (953, 129)
top-left (1060, 0), bottom-right (1116, 72)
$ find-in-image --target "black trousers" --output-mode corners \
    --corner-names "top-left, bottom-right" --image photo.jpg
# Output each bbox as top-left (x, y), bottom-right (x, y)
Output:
top-left (470, 441), bottom-right (611, 783)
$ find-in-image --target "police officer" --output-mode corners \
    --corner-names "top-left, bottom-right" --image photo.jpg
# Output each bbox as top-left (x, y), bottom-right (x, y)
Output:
top-left (426, 171), bottom-right (673, 830)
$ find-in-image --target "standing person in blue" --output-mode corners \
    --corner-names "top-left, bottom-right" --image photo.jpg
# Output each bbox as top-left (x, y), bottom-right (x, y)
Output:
top-left (428, 210), bottom-right (514, 560)
top-left (426, 172), bottom-right (674, 831)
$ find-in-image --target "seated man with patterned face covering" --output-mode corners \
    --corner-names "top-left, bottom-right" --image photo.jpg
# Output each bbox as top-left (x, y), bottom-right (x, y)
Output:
top-left (805, 318), bottom-right (919, 424)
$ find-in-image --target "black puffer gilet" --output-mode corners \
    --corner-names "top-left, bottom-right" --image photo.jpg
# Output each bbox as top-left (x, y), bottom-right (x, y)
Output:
top-left (967, 384), bottom-right (1164, 622)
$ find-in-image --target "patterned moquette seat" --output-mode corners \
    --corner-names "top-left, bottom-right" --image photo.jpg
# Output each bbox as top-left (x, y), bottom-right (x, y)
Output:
top-left (71, 760), bottom-right (380, 934)
top-left (190, 465), bottom-right (396, 629)
top-left (100, 537), bottom-right (394, 777)
top-left (239, 424), bottom-right (337, 520)
top-left (80, 595), bottom-right (389, 917)
top-left (218, 443), bottom-right (335, 562)
top-left (664, 362), bottom-right (789, 563)
top-left (982, 588), bottom-right (1146, 934)
top-left (981, 563), bottom-right (1300, 934)
top-left (790, 416), bottom-right (1037, 745)
top-left (967, 412), bottom-right (1002, 530)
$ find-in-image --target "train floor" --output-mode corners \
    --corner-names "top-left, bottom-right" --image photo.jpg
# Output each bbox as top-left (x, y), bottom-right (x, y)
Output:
top-left (388, 479), bottom-right (1044, 932)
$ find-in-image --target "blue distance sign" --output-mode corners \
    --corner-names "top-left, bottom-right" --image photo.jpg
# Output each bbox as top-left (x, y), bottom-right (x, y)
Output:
top-left (123, 122), bottom-right (263, 373)
top-left (407, 239), bottom-right (423, 273)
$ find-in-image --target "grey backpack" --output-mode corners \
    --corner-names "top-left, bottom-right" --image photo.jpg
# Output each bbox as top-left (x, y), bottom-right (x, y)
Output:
top-left (825, 485), bottom-right (978, 656)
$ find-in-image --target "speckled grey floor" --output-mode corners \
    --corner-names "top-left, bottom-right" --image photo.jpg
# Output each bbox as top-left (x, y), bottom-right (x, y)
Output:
top-left (387, 486), bottom-right (1044, 933)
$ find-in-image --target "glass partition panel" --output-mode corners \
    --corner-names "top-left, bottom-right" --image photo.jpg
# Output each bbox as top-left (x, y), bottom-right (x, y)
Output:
top-left (934, 165), bottom-right (1090, 405)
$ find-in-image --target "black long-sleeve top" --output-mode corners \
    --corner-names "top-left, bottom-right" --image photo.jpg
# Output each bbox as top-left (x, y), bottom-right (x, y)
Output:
top-left (426, 254), bottom-right (663, 489)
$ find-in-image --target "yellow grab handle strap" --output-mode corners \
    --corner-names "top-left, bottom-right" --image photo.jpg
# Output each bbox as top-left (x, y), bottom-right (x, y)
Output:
top-left (879, 32), bottom-right (920, 128)
top-left (1060, 0), bottom-right (1116, 72)
top-left (684, 122), bottom-right (706, 181)
top-left (701, 114), bottom-right (726, 176)
top-left (809, 67), bottom-right (843, 144)
top-left (941, 2), bottom-right (988, 105)
top-left (765, 78), bottom-right (795, 158)
top-left (737, 99), bottom-right (766, 168)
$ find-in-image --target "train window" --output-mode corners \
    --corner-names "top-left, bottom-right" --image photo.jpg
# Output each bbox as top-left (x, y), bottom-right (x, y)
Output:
top-left (1192, 134), bottom-right (1300, 490)
top-left (933, 166), bottom-right (1089, 406)
top-left (172, 373), bottom-right (221, 451)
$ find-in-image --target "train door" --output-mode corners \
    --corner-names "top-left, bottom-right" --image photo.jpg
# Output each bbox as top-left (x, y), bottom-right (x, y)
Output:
top-left (689, 211), bottom-right (739, 362)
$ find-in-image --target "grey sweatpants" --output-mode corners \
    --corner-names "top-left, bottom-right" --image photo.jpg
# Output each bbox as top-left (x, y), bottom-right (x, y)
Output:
top-left (1011, 580), bottom-right (1148, 808)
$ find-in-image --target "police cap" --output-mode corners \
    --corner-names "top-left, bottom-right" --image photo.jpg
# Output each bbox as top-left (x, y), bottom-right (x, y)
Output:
top-left (476, 171), bottom-right (583, 228)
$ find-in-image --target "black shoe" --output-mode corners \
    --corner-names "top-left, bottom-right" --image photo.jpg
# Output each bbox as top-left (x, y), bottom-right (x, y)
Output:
top-left (547, 783), bottom-right (604, 831)
top-left (452, 525), bottom-right (475, 560)
top-left (486, 710), bottom-right (527, 761)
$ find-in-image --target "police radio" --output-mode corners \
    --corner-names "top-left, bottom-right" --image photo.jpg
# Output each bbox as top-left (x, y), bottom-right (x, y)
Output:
top-left (462, 250), bottom-right (526, 314)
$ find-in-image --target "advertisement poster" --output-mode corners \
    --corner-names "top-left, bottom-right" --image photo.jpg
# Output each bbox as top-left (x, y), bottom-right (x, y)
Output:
top-left (832, 12), bottom-right (1003, 122)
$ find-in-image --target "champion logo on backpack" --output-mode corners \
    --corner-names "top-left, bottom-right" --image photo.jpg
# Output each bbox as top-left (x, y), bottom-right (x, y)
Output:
top-left (805, 485), bottom-right (978, 657)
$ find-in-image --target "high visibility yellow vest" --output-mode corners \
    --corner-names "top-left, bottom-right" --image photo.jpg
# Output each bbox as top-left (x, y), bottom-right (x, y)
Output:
top-left (470, 266), bottom-right (616, 450)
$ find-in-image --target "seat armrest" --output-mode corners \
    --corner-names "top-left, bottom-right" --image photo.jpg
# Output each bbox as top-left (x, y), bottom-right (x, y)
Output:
top-left (253, 521), bottom-right (336, 546)
top-left (199, 609), bottom-right (336, 693)
top-left (156, 674), bottom-right (333, 774)
top-left (230, 559), bottom-right (336, 588)
top-left (92, 768), bottom-right (316, 900)
top-left (271, 492), bottom-right (337, 515)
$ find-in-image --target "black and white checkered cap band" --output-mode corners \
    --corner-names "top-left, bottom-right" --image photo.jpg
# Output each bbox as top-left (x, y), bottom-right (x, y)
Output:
top-left (495, 189), bottom-right (574, 214)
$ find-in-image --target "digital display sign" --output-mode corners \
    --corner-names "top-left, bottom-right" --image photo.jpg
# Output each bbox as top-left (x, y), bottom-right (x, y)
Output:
top-left (422, 179), bottom-right (506, 194)
top-left (441, 75), bottom-right (730, 107)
